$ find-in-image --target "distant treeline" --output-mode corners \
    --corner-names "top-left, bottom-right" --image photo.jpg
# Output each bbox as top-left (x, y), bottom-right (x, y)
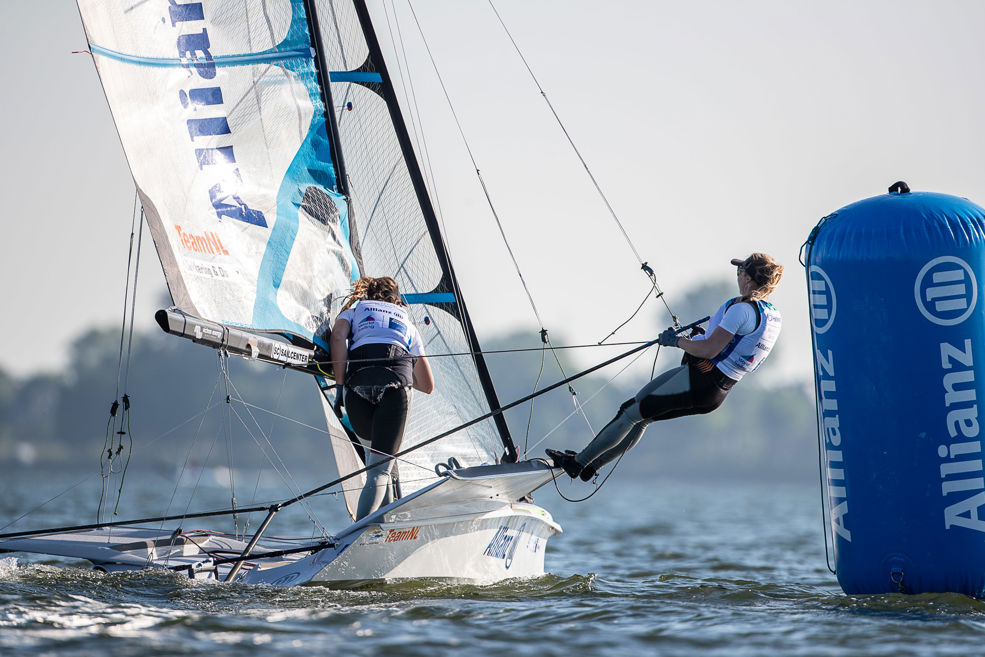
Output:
top-left (0, 282), bottom-right (820, 483)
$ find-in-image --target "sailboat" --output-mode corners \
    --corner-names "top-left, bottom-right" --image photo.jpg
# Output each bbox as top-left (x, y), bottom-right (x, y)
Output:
top-left (0, 0), bottom-right (565, 585)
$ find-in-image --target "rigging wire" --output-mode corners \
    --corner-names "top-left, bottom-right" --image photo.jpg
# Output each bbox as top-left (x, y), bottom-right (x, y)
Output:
top-left (383, 0), bottom-right (446, 225)
top-left (405, 2), bottom-right (594, 433)
top-left (98, 194), bottom-right (144, 523)
top-left (220, 354), bottom-right (240, 538)
top-left (526, 342), bottom-right (653, 454)
top-left (486, 0), bottom-right (680, 335)
top-left (223, 376), bottom-right (331, 536)
top-left (407, 3), bottom-right (544, 329)
top-left (523, 346), bottom-right (547, 457)
top-left (0, 400), bottom-right (222, 536)
top-left (160, 376), bottom-right (224, 541)
top-left (245, 368), bottom-right (292, 537)
top-left (0, 338), bottom-right (658, 541)
top-left (545, 346), bottom-right (659, 503)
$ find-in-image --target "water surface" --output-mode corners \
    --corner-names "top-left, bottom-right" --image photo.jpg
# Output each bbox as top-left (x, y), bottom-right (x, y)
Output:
top-left (0, 470), bottom-right (980, 656)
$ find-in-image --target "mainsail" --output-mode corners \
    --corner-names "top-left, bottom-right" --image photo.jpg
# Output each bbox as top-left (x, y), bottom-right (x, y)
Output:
top-left (77, 0), bottom-right (516, 506)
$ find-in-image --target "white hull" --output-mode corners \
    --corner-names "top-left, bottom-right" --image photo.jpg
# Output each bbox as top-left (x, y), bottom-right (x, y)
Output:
top-left (0, 461), bottom-right (562, 587)
top-left (242, 501), bottom-right (559, 586)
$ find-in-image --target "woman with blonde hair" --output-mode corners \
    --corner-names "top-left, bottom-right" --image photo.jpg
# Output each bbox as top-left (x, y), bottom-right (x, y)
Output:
top-left (549, 253), bottom-right (783, 480)
top-left (330, 276), bottom-right (434, 519)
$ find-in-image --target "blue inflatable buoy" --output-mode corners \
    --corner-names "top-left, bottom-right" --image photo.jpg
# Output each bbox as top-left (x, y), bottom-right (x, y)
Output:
top-left (804, 183), bottom-right (985, 596)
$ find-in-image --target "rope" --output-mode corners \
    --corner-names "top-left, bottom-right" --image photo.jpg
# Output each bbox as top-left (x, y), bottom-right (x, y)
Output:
top-left (403, 1), bottom-right (604, 447)
top-left (526, 341), bottom-right (653, 453)
top-left (220, 353), bottom-right (239, 538)
top-left (406, 2), bottom-right (546, 332)
top-left (522, 344), bottom-right (547, 458)
top-left (160, 375), bottom-right (224, 548)
top-left (383, 1), bottom-right (447, 225)
top-left (487, 0), bottom-right (679, 334)
top-left (546, 347), bottom-right (660, 502)
top-left (0, 338), bottom-right (656, 541)
top-left (551, 446), bottom-right (627, 503)
top-left (98, 195), bottom-right (144, 522)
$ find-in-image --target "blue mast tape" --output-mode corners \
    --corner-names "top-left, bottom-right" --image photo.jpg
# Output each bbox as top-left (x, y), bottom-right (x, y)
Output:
top-left (403, 293), bottom-right (456, 305)
top-left (329, 72), bottom-right (383, 83)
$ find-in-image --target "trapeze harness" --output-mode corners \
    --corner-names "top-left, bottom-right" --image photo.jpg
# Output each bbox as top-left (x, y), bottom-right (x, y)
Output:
top-left (339, 299), bottom-right (422, 402)
top-left (574, 297), bottom-right (781, 471)
top-left (640, 296), bottom-right (782, 419)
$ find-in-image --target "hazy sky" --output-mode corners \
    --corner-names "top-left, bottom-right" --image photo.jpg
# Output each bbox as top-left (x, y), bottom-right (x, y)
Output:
top-left (2, 0), bottom-right (984, 385)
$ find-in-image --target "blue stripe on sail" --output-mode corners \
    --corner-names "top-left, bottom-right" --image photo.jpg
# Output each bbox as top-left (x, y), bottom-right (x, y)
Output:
top-left (251, 0), bottom-right (358, 345)
top-left (329, 72), bottom-right (383, 83)
top-left (88, 43), bottom-right (311, 68)
top-left (403, 293), bottom-right (457, 304)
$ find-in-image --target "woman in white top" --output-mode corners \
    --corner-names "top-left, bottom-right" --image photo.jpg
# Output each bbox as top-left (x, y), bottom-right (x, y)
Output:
top-left (548, 253), bottom-right (783, 481)
top-left (330, 276), bottom-right (434, 519)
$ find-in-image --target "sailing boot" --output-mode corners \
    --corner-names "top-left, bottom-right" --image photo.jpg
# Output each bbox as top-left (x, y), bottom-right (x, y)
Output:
top-left (545, 448), bottom-right (583, 479)
top-left (579, 461), bottom-right (599, 482)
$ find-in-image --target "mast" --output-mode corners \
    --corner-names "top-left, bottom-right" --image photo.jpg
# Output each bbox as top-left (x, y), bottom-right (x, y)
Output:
top-left (349, 0), bottom-right (517, 462)
top-left (303, 0), bottom-right (351, 198)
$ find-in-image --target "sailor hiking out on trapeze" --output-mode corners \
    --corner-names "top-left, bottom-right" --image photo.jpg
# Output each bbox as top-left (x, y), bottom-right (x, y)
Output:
top-left (548, 252), bottom-right (783, 481)
top-left (330, 276), bottom-right (435, 520)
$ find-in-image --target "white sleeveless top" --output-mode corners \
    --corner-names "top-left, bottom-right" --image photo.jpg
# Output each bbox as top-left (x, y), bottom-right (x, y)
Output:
top-left (336, 300), bottom-right (425, 356)
top-left (699, 297), bottom-right (781, 381)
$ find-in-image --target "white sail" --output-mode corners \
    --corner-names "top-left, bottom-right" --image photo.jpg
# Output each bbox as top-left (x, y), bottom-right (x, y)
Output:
top-left (0, 0), bottom-right (563, 586)
top-left (77, 0), bottom-right (516, 496)
top-left (312, 0), bottom-right (512, 494)
top-left (78, 0), bottom-right (357, 344)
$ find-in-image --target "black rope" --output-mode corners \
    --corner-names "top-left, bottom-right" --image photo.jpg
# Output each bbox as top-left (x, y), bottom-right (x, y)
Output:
top-left (278, 338), bottom-right (658, 511)
top-left (0, 504), bottom-right (273, 541)
top-left (112, 395), bottom-right (133, 516)
top-left (99, 200), bottom-right (144, 522)
top-left (598, 286), bottom-right (653, 345)
top-left (546, 427), bottom-right (634, 504)
top-left (311, 339), bottom-right (654, 373)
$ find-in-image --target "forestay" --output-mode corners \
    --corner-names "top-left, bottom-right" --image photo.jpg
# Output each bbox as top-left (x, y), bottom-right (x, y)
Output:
top-left (77, 0), bottom-right (514, 504)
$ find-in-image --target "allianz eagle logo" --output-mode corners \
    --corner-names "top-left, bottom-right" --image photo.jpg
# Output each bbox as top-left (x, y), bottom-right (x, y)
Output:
top-left (808, 266), bottom-right (836, 334)
top-left (914, 256), bottom-right (977, 326)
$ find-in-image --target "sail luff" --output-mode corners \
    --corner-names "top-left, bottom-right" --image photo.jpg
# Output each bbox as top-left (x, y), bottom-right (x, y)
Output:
top-left (349, 0), bottom-right (517, 461)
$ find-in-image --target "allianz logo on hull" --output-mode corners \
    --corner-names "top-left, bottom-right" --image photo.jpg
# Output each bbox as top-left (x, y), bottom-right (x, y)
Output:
top-left (915, 256), bottom-right (978, 326)
top-left (483, 522), bottom-right (527, 570)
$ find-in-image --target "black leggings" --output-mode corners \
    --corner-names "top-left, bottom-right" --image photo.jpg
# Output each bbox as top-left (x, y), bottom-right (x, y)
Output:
top-left (637, 361), bottom-right (733, 421)
top-left (344, 375), bottom-right (411, 520)
top-left (344, 384), bottom-right (411, 458)
top-left (576, 362), bottom-right (733, 469)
